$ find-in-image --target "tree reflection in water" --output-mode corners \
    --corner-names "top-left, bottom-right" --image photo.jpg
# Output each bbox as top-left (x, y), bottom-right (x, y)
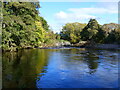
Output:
top-left (2, 48), bottom-right (119, 88)
top-left (2, 49), bottom-right (50, 88)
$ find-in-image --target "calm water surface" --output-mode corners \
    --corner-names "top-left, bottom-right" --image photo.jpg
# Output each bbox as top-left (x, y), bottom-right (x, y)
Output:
top-left (2, 48), bottom-right (119, 88)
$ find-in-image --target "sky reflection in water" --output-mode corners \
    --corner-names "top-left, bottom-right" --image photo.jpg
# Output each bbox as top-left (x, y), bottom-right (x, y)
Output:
top-left (2, 48), bottom-right (119, 88)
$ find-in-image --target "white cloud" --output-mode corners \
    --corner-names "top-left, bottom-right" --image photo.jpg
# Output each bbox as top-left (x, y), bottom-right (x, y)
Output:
top-left (55, 11), bottom-right (97, 21)
top-left (55, 11), bottom-right (68, 19)
top-left (55, 7), bottom-right (117, 23)
top-left (69, 7), bottom-right (118, 14)
top-left (54, 10), bottom-right (97, 33)
top-left (52, 2), bottom-right (118, 33)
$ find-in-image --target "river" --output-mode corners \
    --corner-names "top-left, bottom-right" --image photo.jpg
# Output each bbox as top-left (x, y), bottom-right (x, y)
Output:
top-left (2, 48), bottom-right (119, 88)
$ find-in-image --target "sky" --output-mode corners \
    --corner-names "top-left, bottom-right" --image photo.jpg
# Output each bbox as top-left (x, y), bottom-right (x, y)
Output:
top-left (39, 2), bottom-right (118, 33)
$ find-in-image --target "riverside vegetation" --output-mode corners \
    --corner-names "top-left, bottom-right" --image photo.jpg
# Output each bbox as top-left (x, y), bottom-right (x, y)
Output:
top-left (2, 2), bottom-right (63, 51)
top-left (1, 2), bottom-right (120, 52)
top-left (1, 2), bottom-right (120, 88)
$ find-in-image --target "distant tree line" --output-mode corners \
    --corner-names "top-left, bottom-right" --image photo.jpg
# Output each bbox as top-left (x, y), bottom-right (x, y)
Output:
top-left (60, 19), bottom-right (120, 44)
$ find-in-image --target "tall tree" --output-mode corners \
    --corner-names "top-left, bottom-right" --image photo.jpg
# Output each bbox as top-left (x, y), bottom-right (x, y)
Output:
top-left (2, 2), bottom-right (54, 51)
top-left (60, 22), bottom-right (86, 44)
top-left (81, 19), bottom-right (100, 41)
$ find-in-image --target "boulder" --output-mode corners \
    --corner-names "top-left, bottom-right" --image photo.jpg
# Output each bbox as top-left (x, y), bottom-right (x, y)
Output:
top-left (55, 41), bottom-right (71, 47)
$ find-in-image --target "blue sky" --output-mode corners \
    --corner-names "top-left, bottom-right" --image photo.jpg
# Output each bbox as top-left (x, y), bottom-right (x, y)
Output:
top-left (39, 2), bottom-right (118, 33)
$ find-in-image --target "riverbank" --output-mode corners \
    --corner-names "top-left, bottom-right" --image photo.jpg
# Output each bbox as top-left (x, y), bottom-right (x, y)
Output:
top-left (70, 41), bottom-right (120, 50)
top-left (2, 40), bottom-right (120, 52)
top-left (85, 44), bottom-right (120, 49)
top-left (2, 40), bottom-right (71, 52)
top-left (39, 44), bottom-right (120, 50)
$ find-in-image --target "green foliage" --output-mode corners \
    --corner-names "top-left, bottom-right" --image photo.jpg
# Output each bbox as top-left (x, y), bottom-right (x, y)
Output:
top-left (39, 17), bottom-right (49, 31)
top-left (2, 2), bottom-right (120, 51)
top-left (60, 19), bottom-right (101, 43)
top-left (2, 2), bottom-right (40, 50)
top-left (60, 22), bottom-right (86, 44)
top-left (55, 33), bottom-right (61, 40)
top-left (102, 23), bottom-right (119, 33)
top-left (102, 23), bottom-right (120, 44)
top-left (2, 2), bottom-right (56, 51)
top-left (104, 30), bottom-right (120, 44)
top-left (81, 19), bottom-right (100, 41)
top-left (93, 28), bottom-right (106, 43)
top-left (61, 19), bottom-right (120, 44)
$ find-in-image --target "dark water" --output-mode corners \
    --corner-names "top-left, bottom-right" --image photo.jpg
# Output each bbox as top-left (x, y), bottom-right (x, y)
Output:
top-left (2, 48), bottom-right (119, 88)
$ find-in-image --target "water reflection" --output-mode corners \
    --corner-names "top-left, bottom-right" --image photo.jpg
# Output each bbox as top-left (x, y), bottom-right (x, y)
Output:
top-left (59, 48), bottom-right (99, 74)
top-left (2, 48), bottom-right (119, 88)
top-left (2, 49), bottom-right (50, 88)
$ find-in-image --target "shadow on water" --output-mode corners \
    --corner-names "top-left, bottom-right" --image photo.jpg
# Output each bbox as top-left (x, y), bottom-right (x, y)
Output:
top-left (2, 48), bottom-right (119, 88)
top-left (2, 49), bottom-right (50, 88)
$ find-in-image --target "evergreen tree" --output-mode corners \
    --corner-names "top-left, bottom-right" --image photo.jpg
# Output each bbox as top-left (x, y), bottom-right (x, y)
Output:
top-left (81, 19), bottom-right (100, 41)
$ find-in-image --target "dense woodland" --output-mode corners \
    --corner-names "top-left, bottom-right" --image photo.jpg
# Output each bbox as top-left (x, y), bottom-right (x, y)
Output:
top-left (60, 19), bottom-right (120, 44)
top-left (1, 2), bottom-right (120, 51)
top-left (2, 2), bottom-right (59, 51)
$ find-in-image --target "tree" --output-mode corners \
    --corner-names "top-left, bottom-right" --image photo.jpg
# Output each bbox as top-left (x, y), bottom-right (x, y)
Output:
top-left (104, 30), bottom-right (120, 44)
top-left (81, 19), bottom-right (100, 41)
top-left (39, 17), bottom-right (50, 31)
top-left (102, 23), bottom-right (120, 44)
top-left (2, 2), bottom-right (53, 51)
top-left (93, 28), bottom-right (106, 43)
top-left (60, 22), bottom-right (86, 44)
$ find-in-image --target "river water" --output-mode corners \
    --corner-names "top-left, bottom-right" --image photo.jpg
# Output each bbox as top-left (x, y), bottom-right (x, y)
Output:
top-left (2, 48), bottom-right (119, 88)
